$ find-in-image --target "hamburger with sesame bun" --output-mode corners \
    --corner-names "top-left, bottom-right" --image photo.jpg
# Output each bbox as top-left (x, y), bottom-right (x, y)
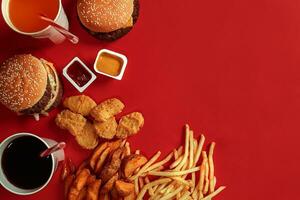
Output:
top-left (77, 0), bottom-right (139, 41)
top-left (0, 54), bottom-right (63, 120)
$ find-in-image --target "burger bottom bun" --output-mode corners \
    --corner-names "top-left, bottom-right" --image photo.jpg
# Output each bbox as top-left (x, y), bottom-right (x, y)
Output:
top-left (79, 0), bottom-right (140, 41)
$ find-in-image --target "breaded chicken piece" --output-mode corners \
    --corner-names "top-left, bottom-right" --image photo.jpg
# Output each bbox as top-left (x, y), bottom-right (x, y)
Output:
top-left (63, 95), bottom-right (97, 116)
top-left (93, 117), bottom-right (118, 139)
top-left (55, 110), bottom-right (87, 136)
top-left (116, 112), bottom-right (144, 139)
top-left (90, 98), bottom-right (124, 122)
top-left (75, 122), bottom-right (99, 149)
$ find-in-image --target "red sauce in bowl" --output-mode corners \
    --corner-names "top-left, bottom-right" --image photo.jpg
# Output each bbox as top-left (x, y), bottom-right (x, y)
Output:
top-left (67, 61), bottom-right (92, 87)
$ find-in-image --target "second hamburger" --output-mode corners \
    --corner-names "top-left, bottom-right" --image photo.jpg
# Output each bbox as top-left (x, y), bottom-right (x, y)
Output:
top-left (77, 0), bottom-right (139, 41)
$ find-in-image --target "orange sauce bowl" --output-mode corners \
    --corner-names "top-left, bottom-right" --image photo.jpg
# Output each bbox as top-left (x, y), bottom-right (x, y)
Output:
top-left (93, 49), bottom-right (127, 80)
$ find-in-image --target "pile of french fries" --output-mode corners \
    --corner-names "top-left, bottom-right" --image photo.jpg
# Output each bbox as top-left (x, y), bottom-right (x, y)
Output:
top-left (129, 124), bottom-right (226, 200)
top-left (62, 124), bottom-right (225, 200)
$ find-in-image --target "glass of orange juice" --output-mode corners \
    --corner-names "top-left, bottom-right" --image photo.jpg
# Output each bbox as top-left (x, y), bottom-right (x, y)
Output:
top-left (1, 0), bottom-right (69, 44)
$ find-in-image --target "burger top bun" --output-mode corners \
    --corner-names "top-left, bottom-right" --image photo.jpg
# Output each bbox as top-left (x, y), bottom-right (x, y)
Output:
top-left (77, 0), bottom-right (134, 33)
top-left (0, 54), bottom-right (48, 112)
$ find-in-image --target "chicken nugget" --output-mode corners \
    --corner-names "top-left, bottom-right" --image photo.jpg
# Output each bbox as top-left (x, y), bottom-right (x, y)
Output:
top-left (63, 95), bottom-right (96, 116)
top-left (100, 148), bottom-right (124, 182)
top-left (86, 179), bottom-right (102, 200)
top-left (75, 122), bottom-right (99, 150)
top-left (116, 112), bottom-right (144, 139)
top-left (90, 98), bottom-right (124, 122)
top-left (55, 110), bottom-right (87, 136)
top-left (68, 169), bottom-right (90, 200)
top-left (94, 117), bottom-right (118, 139)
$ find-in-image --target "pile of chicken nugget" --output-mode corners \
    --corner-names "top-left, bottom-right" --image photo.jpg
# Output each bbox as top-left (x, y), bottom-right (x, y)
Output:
top-left (55, 95), bottom-right (144, 149)
top-left (61, 139), bottom-right (147, 200)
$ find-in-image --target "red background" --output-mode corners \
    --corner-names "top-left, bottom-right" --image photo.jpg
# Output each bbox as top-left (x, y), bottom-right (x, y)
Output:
top-left (0, 0), bottom-right (300, 199)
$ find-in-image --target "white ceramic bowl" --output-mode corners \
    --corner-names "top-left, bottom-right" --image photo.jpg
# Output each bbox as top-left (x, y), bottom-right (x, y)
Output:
top-left (63, 57), bottom-right (97, 93)
top-left (94, 49), bottom-right (128, 80)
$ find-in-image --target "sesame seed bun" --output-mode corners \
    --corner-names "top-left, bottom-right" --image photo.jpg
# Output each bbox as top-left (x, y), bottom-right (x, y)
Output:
top-left (77, 0), bottom-right (134, 33)
top-left (0, 54), bottom-right (48, 112)
top-left (77, 0), bottom-right (139, 41)
top-left (0, 54), bottom-right (63, 119)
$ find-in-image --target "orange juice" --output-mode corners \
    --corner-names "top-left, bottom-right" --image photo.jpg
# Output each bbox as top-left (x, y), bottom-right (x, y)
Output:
top-left (9, 0), bottom-right (59, 33)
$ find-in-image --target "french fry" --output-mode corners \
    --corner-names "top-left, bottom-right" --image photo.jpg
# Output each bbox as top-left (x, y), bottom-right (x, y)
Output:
top-left (64, 175), bottom-right (74, 198)
top-left (191, 188), bottom-right (198, 199)
top-left (134, 177), bottom-right (139, 194)
top-left (125, 142), bottom-right (131, 156)
top-left (189, 130), bottom-right (194, 169)
top-left (131, 151), bottom-right (161, 180)
top-left (177, 146), bottom-right (183, 157)
top-left (201, 186), bottom-right (226, 200)
top-left (89, 142), bottom-right (108, 170)
top-left (178, 191), bottom-right (191, 200)
top-left (153, 183), bottom-right (166, 195)
top-left (137, 178), bottom-right (172, 200)
top-left (165, 185), bottom-right (175, 195)
top-left (123, 154), bottom-right (148, 178)
top-left (208, 142), bottom-right (215, 193)
top-left (77, 187), bottom-right (87, 200)
top-left (98, 193), bottom-right (109, 200)
top-left (120, 139), bottom-right (126, 147)
top-left (139, 177), bottom-right (144, 189)
top-left (191, 172), bottom-right (195, 192)
top-left (213, 176), bottom-right (217, 189)
top-left (135, 149), bottom-right (140, 154)
top-left (194, 135), bottom-right (205, 166)
top-left (170, 155), bottom-right (183, 169)
top-left (95, 147), bottom-right (110, 174)
top-left (76, 160), bottom-right (89, 175)
top-left (115, 180), bottom-right (135, 197)
top-left (145, 177), bottom-right (155, 196)
top-left (124, 191), bottom-right (136, 200)
top-left (149, 167), bottom-right (200, 177)
top-left (160, 185), bottom-right (184, 200)
top-left (100, 173), bottom-right (118, 194)
top-left (68, 169), bottom-right (90, 200)
top-left (171, 177), bottom-right (191, 186)
top-left (174, 149), bottom-right (178, 160)
top-left (86, 179), bottom-right (101, 200)
top-left (108, 139), bottom-right (123, 152)
top-left (145, 151), bottom-right (173, 173)
top-left (203, 158), bottom-right (209, 195)
top-left (198, 152), bottom-right (207, 199)
top-left (175, 125), bottom-right (190, 170)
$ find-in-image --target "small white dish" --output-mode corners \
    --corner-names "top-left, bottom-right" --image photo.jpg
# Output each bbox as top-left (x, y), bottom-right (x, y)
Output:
top-left (94, 49), bottom-right (128, 80)
top-left (62, 57), bottom-right (97, 93)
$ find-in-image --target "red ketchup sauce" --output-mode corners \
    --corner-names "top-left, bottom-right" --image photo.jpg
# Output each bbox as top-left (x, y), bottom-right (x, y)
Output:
top-left (67, 61), bottom-right (92, 87)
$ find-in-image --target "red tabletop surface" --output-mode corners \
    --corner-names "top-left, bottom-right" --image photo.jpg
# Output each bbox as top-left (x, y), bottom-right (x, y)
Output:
top-left (1, 0), bottom-right (300, 199)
